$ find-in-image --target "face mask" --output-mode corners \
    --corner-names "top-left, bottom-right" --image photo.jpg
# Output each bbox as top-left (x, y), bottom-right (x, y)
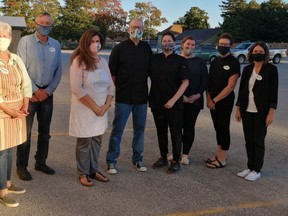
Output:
top-left (90, 42), bottom-right (101, 53)
top-left (162, 42), bottom-right (174, 52)
top-left (36, 24), bottom-right (51, 36)
top-left (0, 37), bottom-right (10, 51)
top-left (251, 53), bottom-right (265, 62)
top-left (183, 47), bottom-right (194, 56)
top-left (129, 28), bottom-right (143, 40)
top-left (217, 46), bottom-right (230, 55)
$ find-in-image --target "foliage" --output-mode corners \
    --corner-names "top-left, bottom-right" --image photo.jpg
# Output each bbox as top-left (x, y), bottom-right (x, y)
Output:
top-left (175, 7), bottom-right (210, 30)
top-left (128, 1), bottom-right (167, 40)
top-left (220, 0), bottom-right (288, 42)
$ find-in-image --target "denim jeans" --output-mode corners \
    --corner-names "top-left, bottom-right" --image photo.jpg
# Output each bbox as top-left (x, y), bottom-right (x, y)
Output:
top-left (106, 103), bottom-right (147, 165)
top-left (0, 148), bottom-right (12, 190)
top-left (17, 95), bottom-right (53, 168)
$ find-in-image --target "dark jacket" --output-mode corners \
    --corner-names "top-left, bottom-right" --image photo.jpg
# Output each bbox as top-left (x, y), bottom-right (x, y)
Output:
top-left (236, 63), bottom-right (278, 118)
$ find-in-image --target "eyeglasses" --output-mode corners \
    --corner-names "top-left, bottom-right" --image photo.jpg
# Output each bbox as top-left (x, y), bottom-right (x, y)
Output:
top-left (218, 43), bottom-right (230, 47)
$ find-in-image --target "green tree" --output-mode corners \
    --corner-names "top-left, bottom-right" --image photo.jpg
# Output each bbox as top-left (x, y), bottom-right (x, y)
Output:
top-left (175, 7), bottom-right (210, 30)
top-left (0, 0), bottom-right (30, 16)
top-left (128, 1), bottom-right (168, 40)
top-left (60, 0), bottom-right (96, 41)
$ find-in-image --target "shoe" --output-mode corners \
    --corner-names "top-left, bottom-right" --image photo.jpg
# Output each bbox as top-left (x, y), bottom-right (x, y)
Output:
top-left (107, 164), bottom-right (117, 175)
top-left (180, 156), bottom-right (189, 165)
top-left (0, 194), bottom-right (19, 207)
top-left (90, 172), bottom-right (110, 182)
top-left (79, 175), bottom-right (94, 187)
top-left (167, 154), bottom-right (173, 161)
top-left (134, 161), bottom-right (148, 172)
top-left (167, 160), bottom-right (181, 173)
top-left (245, 171), bottom-right (261, 181)
top-left (7, 184), bottom-right (26, 195)
top-left (152, 158), bottom-right (168, 169)
top-left (237, 169), bottom-right (251, 178)
top-left (35, 163), bottom-right (55, 175)
top-left (206, 156), bottom-right (226, 169)
top-left (17, 167), bottom-right (32, 181)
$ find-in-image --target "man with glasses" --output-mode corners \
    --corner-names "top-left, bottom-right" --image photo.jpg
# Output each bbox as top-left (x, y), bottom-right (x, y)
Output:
top-left (16, 12), bottom-right (62, 180)
top-left (106, 18), bottom-right (151, 174)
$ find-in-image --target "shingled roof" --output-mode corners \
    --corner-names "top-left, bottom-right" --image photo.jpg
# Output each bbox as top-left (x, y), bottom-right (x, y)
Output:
top-left (176, 28), bottom-right (220, 44)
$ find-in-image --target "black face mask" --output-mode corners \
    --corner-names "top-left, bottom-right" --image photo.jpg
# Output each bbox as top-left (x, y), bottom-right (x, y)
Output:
top-left (251, 53), bottom-right (265, 62)
top-left (217, 46), bottom-right (230, 55)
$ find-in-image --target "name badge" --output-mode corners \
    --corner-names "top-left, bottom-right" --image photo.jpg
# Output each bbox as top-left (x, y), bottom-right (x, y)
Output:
top-left (49, 47), bottom-right (56, 52)
top-left (223, 65), bottom-right (230, 70)
top-left (0, 67), bottom-right (9, 74)
top-left (256, 75), bottom-right (262, 80)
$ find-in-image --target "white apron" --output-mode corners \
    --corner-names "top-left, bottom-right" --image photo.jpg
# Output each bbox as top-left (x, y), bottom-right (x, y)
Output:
top-left (69, 65), bottom-right (110, 137)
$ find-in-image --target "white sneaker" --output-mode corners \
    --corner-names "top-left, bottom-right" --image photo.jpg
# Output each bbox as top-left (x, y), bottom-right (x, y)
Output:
top-left (107, 164), bottom-right (117, 175)
top-left (180, 156), bottom-right (189, 165)
top-left (167, 154), bottom-right (173, 161)
top-left (134, 162), bottom-right (148, 172)
top-left (245, 171), bottom-right (261, 181)
top-left (237, 169), bottom-right (251, 178)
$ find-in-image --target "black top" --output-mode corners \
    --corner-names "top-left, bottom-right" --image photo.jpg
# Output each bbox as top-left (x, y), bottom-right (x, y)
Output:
top-left (109, 39), bottom-right (152, 104)
top-left (236, 63), bottom-right (278, 118)
top-left (184, 56), bottom-right (208, 109)
top-left (149, 53), bottom-right (191, 109)
top-left (208, 54), bottom-right (240, 98)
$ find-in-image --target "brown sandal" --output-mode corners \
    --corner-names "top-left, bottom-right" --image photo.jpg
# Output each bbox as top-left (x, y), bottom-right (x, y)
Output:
top-left (90, 172), bottom-right (110, 182)
top-left (79, 175), bottom-right (94, 187)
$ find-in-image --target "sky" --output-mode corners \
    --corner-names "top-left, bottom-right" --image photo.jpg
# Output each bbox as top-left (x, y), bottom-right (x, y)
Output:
top-left (120, 0), bottom-right (288, 31)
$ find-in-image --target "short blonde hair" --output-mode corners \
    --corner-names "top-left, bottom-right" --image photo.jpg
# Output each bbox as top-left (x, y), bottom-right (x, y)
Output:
top-left (0, 21), bottom-right (12, 37)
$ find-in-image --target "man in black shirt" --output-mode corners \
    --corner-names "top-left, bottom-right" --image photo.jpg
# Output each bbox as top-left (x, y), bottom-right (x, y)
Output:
top-left (106, 18), bottom-right (152, 174)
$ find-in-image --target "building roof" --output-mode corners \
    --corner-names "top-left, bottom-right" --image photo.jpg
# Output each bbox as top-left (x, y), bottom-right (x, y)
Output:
top-left (176, 28), bottom-right (221, 44)
top-left (158, 24), bottom-right (183, 35)
top-left (0, 16), bottom-right (26, 30)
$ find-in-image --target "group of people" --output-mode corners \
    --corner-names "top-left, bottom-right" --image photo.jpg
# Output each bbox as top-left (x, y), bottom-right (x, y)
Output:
top-left (0, 13), bottom-right (278, 207)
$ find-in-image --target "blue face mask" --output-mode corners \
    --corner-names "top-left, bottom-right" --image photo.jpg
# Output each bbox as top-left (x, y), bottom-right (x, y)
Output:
top-left (130, 28), bottom-right (143, 40)
top-left (36, 24), bottom-right (51, 36)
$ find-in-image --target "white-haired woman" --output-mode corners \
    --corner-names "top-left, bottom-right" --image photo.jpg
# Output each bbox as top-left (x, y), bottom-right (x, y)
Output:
top-left (0, 22), bottom-right (32, 207)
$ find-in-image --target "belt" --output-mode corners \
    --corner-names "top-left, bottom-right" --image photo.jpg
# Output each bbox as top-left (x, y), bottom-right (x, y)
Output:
top-left (36, 84), bottom-right (49, 89)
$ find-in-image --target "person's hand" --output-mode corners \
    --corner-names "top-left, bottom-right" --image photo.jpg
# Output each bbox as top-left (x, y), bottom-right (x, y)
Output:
top-left (188, 94), bottom-right (200, 103)
top-left (266, 112), bottom-right (273, 126)
top-left (206, 99), bottom-right (215, 110)
top-left (99, 104), bottom-right (110, 116)
top-left (235, 107), bottom-right (241, 122)
top-left (164, 99), bottom-right (176, 109)
top-left (33, 89), bottom-right (49, 102)
top-left (183, 95), bottom-right (189, 103)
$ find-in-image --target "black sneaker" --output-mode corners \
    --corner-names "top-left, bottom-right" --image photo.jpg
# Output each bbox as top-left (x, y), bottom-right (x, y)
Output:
top-left (35, 163), bottom-right (55, 175)
top-left (167, 160), bottom-right (181, 173)
top-left (152, 158), bottom-right (168, 169)
top-left (17, 167), bottom-right (32, 181)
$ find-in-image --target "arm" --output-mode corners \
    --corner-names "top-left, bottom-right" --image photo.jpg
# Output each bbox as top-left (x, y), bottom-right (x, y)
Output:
top-left (208, 73), bottom-right (239, 108)
top-left (266, 66), bottom-right (278, 126)
top-left (165, 79), bottom-right (189, 109)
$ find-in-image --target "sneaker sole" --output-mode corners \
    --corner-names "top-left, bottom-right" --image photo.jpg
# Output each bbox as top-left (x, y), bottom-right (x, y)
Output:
top-left (107, 170), bottom-right (117, 175)
top-left (8, 189), bottom-right (26, 195)
top-left (0, 199), bottom-right (19, 208)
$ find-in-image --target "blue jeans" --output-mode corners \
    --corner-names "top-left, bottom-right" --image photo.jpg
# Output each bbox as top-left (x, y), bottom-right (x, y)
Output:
top-left (106, 103), bottom-right (147, 165)
top-left (0, 148), bottom-right (12, 190)
top-left (17, 95), bottom-right (53, 167)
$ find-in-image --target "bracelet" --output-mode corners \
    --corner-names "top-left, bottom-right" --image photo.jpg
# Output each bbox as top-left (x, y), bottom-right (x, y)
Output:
top-left (212, 99), bottom-right (216, 104)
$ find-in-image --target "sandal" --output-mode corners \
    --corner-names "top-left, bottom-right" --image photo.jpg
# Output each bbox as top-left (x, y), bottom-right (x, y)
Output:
top-left (79, 175), bottom-right (94, 187)
top-left (204, 156), bottom-right (217, 163)
top-left (206, 156), bottom-right (226, 169)
top-left (90, 172), bottom-right (110, 182)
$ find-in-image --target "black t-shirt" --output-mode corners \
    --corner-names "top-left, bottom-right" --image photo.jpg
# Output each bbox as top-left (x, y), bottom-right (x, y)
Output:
top-left (208, 54), bottom-right (240, 97)
top-left (149, 53), bottom-right (191, 109)
top-left (109, 39), bottom-right (152, 104)
top-left (184, 56), bottom-right (208, 109)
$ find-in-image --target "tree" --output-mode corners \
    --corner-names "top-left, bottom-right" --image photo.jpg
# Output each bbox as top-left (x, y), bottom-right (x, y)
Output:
top-left (0, 0), bottom-right (30, 17)
top-left (175, 7), bottom-right (210, 30)
top-left (128, 1), bottom-right (168, 40)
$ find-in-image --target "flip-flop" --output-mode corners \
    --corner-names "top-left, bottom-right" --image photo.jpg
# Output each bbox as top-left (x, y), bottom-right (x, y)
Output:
top-left (206, 156), bottom-right (226, 168)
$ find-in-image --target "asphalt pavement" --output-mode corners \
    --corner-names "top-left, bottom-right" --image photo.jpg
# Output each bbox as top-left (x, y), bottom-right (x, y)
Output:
top-left (1, 51), bottom-right (288, 216)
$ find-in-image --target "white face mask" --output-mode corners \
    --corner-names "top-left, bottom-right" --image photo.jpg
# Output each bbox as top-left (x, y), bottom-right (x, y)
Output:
top-left (90, 42), bottom-right (101, 53)
top-left (0, 37), bottom-right (11, 52)
top-left (129, 28), bottom-right (143, 40)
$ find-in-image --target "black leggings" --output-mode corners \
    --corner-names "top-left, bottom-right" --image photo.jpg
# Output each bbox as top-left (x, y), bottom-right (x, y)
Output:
top-left (182, 103), bottom-right (201, 155)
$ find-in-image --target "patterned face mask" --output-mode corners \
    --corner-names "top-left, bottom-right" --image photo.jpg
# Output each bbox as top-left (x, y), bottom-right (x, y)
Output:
top-left (162, 42), bottom-right (174, 52)
top-left (0, 37), bottom-right (10, 51)
top-left (129, 28), bottom-right (143, 40)
top-left (183, 47), bottom-right (194, 56)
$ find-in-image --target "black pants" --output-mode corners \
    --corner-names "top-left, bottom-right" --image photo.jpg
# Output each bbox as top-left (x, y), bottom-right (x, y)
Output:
top-left (182, 103), bottom-right (201, 155)
top-left (242, 112), bottom-right (267, 172)
top-left (210, 96), bottom-right (234, 151)
top-left (151, 107), bottom-right (183, 161)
